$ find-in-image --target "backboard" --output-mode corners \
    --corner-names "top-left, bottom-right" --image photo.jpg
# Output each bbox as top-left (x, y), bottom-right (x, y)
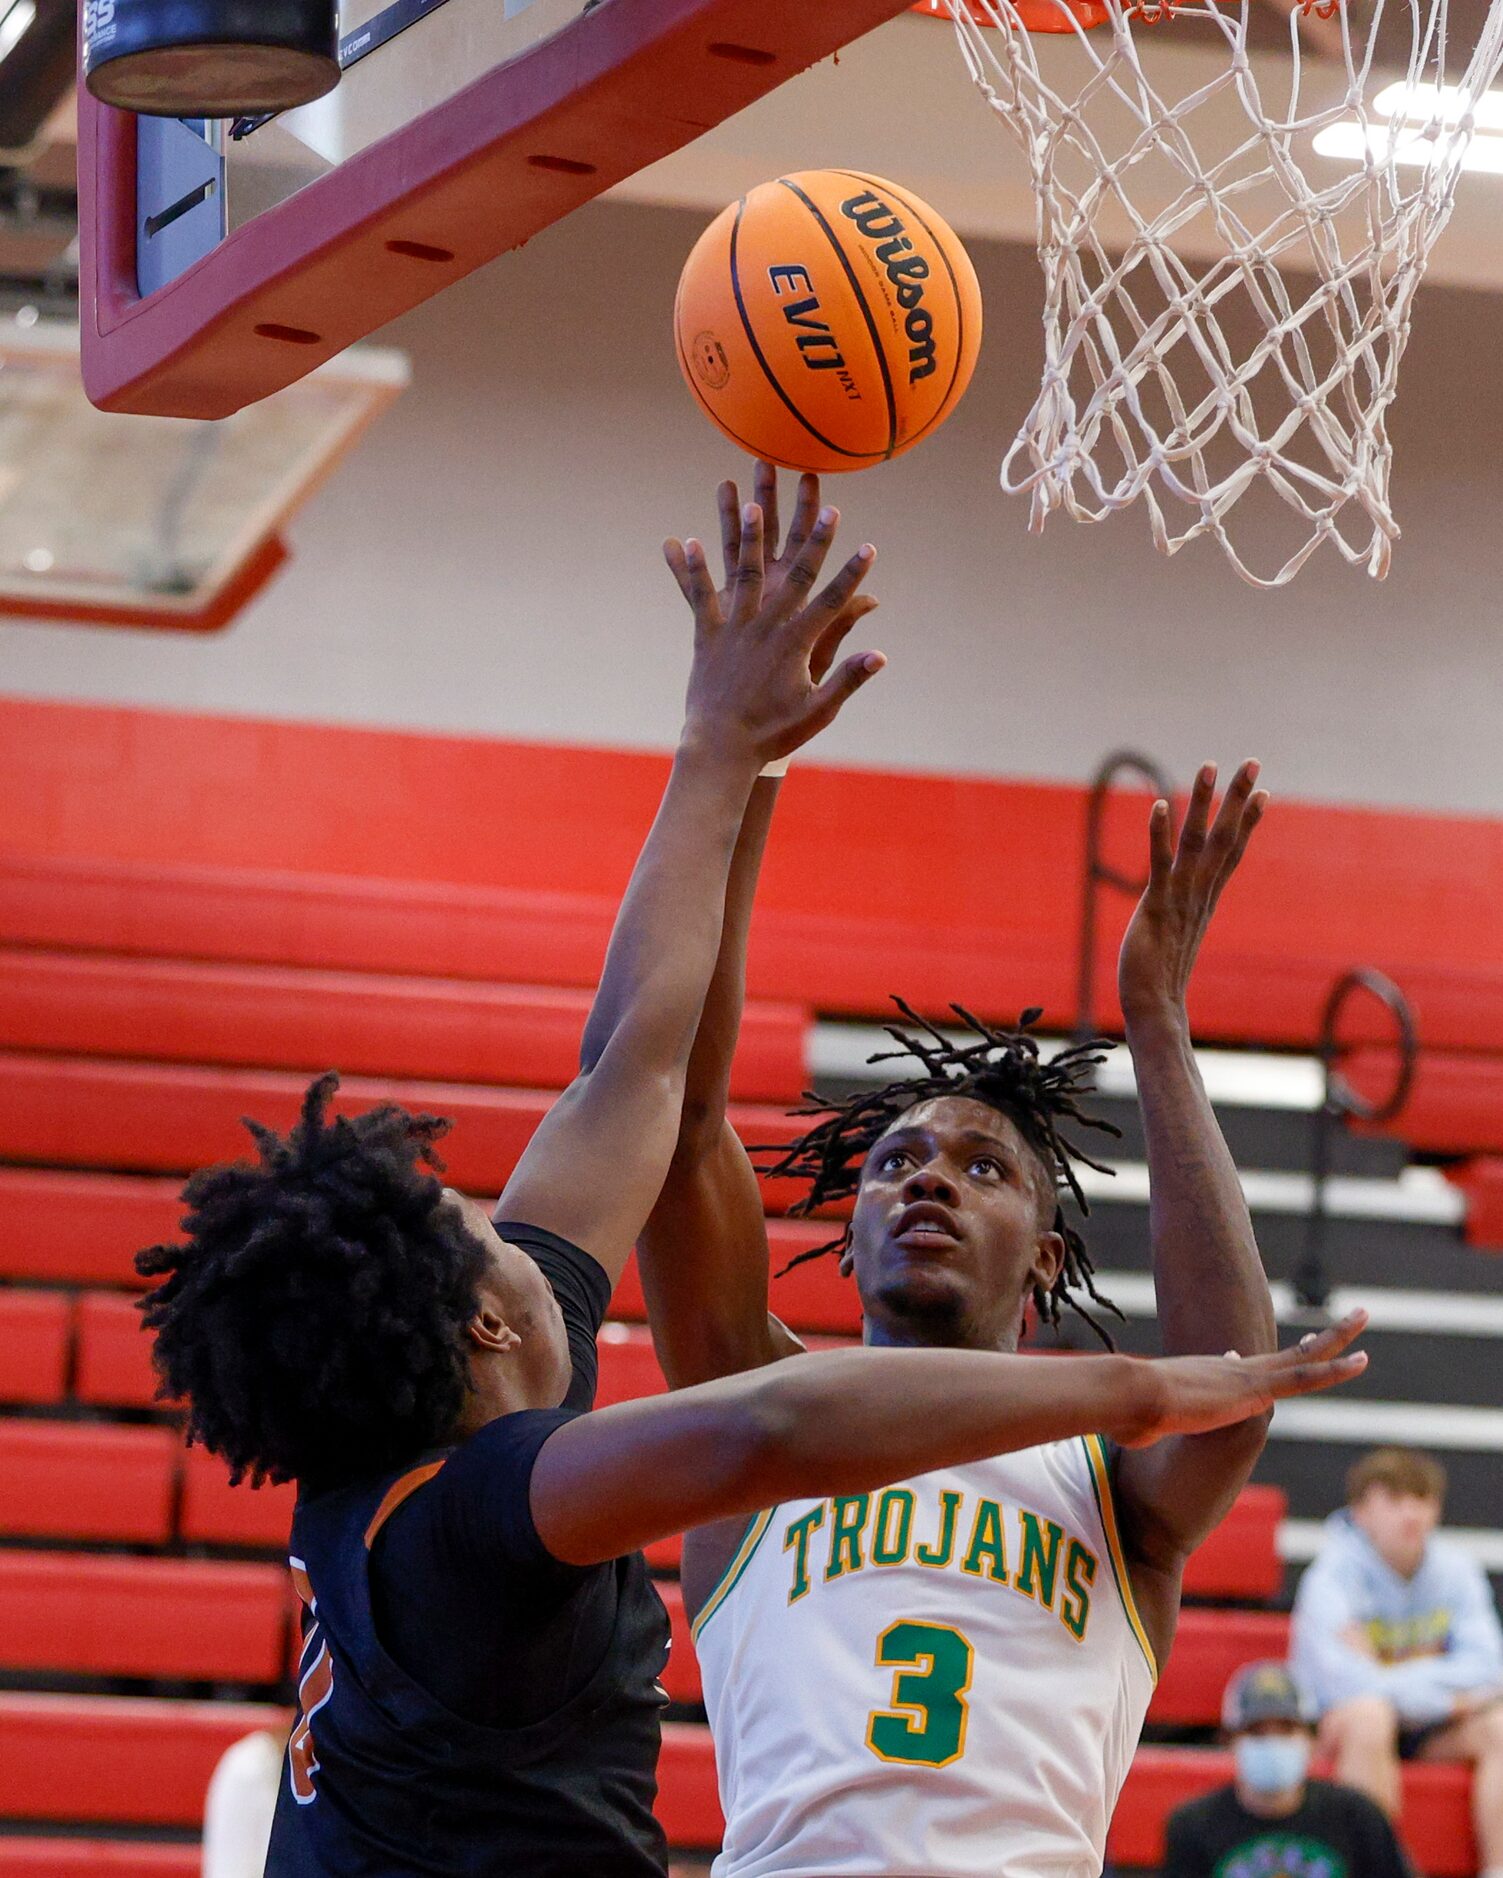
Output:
top-left (1, 317), bottom-right (407, 628)
top-left (79, 0), bottom-right (920, 419)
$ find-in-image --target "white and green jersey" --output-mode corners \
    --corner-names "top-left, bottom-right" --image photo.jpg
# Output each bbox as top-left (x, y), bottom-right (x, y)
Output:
top-left (692, 1435), bottom-right (1157, 1878)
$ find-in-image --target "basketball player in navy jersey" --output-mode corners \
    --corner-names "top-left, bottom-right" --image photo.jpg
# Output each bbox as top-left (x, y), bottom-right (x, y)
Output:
top-left (137, 490), bottom-right (1366, 1878)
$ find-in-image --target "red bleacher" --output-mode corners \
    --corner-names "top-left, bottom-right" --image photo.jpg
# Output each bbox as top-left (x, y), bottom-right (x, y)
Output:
top-left (0, 948), bottom-right (805, 1103)
top-left (0, 1422), bottom-right (176, 1544)
top-left (0, 1694), bottom-right (283, 1824)
top-left (0, 1552), bottom-right (289, 1683)
top-left (0, 1290), bottom-right (69, 1404)
top-left (2, 698), bottom-right (1497, 1872)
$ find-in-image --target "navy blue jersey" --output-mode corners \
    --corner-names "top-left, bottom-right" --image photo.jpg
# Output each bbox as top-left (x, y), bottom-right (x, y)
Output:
top-left (263, 1225), bottom-right (671, 1877)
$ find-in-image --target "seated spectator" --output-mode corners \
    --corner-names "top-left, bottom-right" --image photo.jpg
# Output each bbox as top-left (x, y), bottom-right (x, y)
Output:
top-left (1292, 1446), bottom-right (1503, 1876)
top-left (1164, 1661), bottom-right (1414, 1878)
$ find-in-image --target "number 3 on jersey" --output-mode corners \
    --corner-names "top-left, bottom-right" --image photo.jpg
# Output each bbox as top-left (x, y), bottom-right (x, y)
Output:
top-left (865, 1620), bottom-right (974, 1768)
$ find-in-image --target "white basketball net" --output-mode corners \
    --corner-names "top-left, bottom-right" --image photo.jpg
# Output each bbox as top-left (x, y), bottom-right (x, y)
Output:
top-left (942, 0), bottom-right (1503, 583)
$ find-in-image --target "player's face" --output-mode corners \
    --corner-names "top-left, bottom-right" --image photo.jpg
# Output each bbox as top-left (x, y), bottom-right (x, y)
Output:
top-left (843, 1097), bottom-right (1064, 1351)
top-left (443, 1191), bottom-right (573, 1410)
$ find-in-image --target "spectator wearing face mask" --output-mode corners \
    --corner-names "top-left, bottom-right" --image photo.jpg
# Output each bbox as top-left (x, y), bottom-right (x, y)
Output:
top-left (1162, 1661), bottom-right (1415, 1878)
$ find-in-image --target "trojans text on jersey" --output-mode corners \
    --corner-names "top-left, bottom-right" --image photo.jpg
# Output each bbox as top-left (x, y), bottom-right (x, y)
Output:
top-left (779, 1486), bottom-right (1101, 1643)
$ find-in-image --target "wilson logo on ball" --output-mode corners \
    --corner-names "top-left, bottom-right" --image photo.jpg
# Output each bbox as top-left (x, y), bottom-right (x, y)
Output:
top-left (839, 191), bottom-right (938, 385)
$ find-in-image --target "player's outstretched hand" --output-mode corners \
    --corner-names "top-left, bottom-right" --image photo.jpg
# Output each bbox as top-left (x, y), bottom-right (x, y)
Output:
top-left (666, 479), bottom-right (885, 770)
top-left (1118, 759), bottom-right (1269, 1025)
top-left (1113, 1309), bottom-right (1368, 1449)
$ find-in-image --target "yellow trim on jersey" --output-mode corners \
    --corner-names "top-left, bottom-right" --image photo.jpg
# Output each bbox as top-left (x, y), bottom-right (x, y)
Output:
top-left (690, 1507), bottom-right (778, 1644)
top-left (1082, 1435), bottom-right (1158, 1684)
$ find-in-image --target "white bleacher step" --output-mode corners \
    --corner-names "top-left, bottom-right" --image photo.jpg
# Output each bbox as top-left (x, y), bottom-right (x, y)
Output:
top-left (812, 1024), bottom-right (1326, 1112)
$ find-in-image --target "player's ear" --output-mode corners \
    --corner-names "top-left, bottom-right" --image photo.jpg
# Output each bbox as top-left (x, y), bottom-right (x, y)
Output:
top-left (1031, 1230), bottom-right (1066, 1296)
top-left (468, 1307), bottom-right (522, 1357)
top-left (838, 1229), bottom-right (857, 1280)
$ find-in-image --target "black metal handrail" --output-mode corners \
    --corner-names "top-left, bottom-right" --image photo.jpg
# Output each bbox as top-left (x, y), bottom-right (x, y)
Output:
top-left (1292, 968), bottom-right (1419, 1310)
top-left (1075, 749), bottom-right (1176, 1040)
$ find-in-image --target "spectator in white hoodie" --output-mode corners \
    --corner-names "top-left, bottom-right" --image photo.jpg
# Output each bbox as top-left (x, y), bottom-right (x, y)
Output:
top-left (1292, 1448), bottom-right (1503, 1876)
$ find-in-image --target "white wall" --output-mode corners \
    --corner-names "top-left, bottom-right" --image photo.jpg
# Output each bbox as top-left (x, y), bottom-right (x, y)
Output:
top-left (2, 196), bottom-right (1501, 814)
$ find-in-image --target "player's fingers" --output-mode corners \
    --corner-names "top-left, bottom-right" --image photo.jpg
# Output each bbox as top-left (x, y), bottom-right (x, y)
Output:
top-left (769, 507), bottom-right (841, 620)
top-left (717, 480), bottom-right (741, 591)
top-left (790, 540), bottom-right (875, 640)
top-left (676, 540), bottom-right (725, 627)
top-left (1205, 759), bottom-right (1260, 869)
top-left (1263, 1308), bottom-right (1368, 1370)
top-left (729, 503), bottom-right (766, 623)
top-left (1263, 1350), bottom-right (1368, 1400)
top-left (781, 472), bottom-right (821, 565)
top-left (808, 595), bottom-right (879, 686)
top-left (1175, 762), bottom-right (1216, 870)
top-left (794, 650), bottom-right (887, 744)
top-left (754, 460), bottom-right (780, 557)
top-left (1212, 787), bottom-right (1269, 898)
top-left (1147, 799), bottom-right (1174, 889)
top-left (663, 538), bottom-right (697, 607)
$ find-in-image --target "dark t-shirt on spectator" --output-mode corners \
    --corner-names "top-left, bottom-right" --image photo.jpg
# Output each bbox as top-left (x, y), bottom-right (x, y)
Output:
top-left (1163, 1778), bottom-right (1415, 1878)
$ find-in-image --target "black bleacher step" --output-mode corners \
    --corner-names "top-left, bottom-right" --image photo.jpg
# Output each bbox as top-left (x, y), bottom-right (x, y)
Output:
top-left (1082, 1093), bottom-right (1409, 1182)
top-left (1080, 1206), bottom-right (1497, 1296)
top-left (1258, 1446), bottom-right (1503, 1541)
top-left (1087, 1318), bottom-right (1499, 1411)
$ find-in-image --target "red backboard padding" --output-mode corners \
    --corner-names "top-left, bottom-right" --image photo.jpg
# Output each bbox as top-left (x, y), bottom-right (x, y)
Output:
top-left (0, 1693), bottom-right (284, 1825)
top-left (0, 1552), bottom-right (289, 1683)
top-left (0, 1422), bottom-right (176, 1544)
top-left (0, 1291), bottom-right (69, 1405)
top-left (78, 0), bottom-right (922, 418)
top-left (3, 698), bottom-right (1501, 1051)
top-left (0, 948), bottom-right (805, 1105)
top-left (0, 1845), bottom-right (199, 1877)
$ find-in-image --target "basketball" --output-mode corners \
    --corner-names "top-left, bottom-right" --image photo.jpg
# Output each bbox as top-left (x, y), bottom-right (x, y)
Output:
top-left (673, 170), bottom-right (982, 473)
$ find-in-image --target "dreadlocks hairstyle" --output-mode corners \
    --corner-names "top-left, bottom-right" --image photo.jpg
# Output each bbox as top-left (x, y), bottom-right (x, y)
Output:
top-left (135, 1072), bottom-right (489, 1490)
top-left (761, 1000), bottom-right (1125, 1346)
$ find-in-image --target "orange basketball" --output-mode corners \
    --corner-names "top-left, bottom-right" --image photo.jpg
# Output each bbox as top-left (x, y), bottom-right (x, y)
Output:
top-left (674, 170), bottom-right (983, 473)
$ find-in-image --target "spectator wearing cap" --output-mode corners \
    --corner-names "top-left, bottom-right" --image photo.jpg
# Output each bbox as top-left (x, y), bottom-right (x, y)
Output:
top-left (1163, 1661), bottom-right (1414, 1878)
top-left (1291, 1447), bottom-right (1503, 1876)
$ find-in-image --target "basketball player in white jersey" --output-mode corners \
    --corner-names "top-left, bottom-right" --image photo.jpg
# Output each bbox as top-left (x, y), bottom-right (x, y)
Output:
top-left (642, 464), bottom-right (1298, 1877)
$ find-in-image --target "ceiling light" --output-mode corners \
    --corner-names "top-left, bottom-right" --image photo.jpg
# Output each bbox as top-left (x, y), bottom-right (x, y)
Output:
top-left (1372, 81), bottom-right (1503, 134)
top-left (1313, 118), bottom-right (1503, 175)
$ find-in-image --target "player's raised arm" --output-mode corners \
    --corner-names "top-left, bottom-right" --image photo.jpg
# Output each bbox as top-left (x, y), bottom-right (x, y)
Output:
top-left (1109, 762), bottom-right (1278, 1618)
top-left (495, 494), bottom-right (883, 1285)
top-left (636, 464), bottom-right (876, 1385)
top-left (531, 1310), bottom-right (1367, 1567)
